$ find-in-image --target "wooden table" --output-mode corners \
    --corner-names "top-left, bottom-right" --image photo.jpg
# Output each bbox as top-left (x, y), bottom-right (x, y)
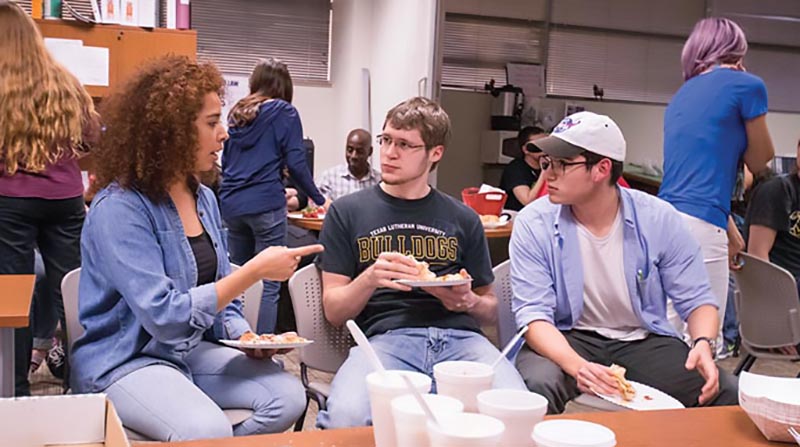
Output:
top-left (159, 406), bottom-right (776, 447)
top-left (0, 275), bottom-right (36, 397)
top-left (290, 218), bottom-right (513, 239)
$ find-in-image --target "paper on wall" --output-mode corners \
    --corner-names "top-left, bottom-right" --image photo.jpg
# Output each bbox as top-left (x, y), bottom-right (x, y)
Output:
top-left (44, 38), bottom-right (110, 87)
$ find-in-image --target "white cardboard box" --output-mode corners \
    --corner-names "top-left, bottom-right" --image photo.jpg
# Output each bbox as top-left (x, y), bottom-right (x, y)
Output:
top-left (0, 394), bottom-right (130, 447)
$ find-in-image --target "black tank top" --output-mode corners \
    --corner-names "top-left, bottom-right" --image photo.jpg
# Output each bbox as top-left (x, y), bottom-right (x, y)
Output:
top-left (188, 231), bottom-right (217, 285)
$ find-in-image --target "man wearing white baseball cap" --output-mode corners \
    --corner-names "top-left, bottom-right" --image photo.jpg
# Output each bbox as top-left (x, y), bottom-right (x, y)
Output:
top-left (509, 111), bottom-right (738, 414)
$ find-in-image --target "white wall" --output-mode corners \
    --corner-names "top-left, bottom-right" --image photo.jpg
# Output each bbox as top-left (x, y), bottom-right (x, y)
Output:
top-left (291, 0), bottom-right (439, 177)
top-left (292, 0), bottom-right (373, 176)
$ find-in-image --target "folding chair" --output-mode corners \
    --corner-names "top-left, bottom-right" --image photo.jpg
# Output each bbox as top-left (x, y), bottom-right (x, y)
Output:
top-left (287, 264), bottom-right (354, 431)
top-left (732, 252), bottom-right (800, 376)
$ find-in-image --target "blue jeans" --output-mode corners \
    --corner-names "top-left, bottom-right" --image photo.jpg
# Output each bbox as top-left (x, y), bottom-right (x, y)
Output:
top-left (317, 327), bottom-right (527, 429)
top-left (225, 208), bottom-right (287, 333)
top-left (31, 249), bottom-right (58, 350)
top-left (104, 342), bottom-right (306, 441)
top-left (723, 274), bottom-right (739, 345)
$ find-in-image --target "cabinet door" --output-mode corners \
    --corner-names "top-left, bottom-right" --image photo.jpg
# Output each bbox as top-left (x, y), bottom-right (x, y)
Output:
top-left (115, 27), bottom-right (197, 84)
top-left (36, 20), bottom-right (122, 97)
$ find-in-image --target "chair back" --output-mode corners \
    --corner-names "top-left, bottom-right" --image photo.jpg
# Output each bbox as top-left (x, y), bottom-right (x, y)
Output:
top-left (61, 268), bottom-right (84, 353)
top-left (493, 260), bottom-right (517, 348)
top-left (733, 252), bottom-right (800, 349)
top-left (230, 264), bottom-right (262, 330)
top-left (288, 264), bottom-right (353, 373)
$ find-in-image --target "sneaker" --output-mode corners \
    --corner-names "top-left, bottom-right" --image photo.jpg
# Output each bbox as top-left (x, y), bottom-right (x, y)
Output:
top-left (29, 349), bottom-right (46, 377)
top-left (717, 342), bottom-right (736, 360)
top-left (45, 341), bottom-right (66, 380)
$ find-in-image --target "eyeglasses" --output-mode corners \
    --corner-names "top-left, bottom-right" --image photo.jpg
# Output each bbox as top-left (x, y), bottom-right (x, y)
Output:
top-left (540, 155), bottom-right (592, 175)
top-left (523, 142), bottom-right (542, 153)
top-left (377, 134), bottom-right (426, 152)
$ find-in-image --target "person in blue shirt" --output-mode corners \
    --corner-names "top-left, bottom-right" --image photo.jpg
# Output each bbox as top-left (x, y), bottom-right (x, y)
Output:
top-left (659, 17), bottom-right (774, 349)
top-left (510, 112), bottom-right (738, 414)
top-left (71, 56), bottom-right (323, 441)
top-left (220, 58), bottom-right (328, 334)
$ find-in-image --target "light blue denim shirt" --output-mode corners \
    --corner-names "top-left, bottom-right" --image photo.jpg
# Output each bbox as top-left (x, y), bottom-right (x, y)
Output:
top-left (71, 182), bottom-right (251, 393)
top-left (510, 187), bottom-right (717, 338)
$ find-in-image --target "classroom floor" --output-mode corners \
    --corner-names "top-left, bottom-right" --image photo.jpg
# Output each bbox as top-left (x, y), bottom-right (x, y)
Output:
top-left (30, 345), bottom-right (800, 432)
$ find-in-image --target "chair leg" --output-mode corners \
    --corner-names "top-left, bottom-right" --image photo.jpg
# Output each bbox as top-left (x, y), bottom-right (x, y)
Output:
top-left (733, 354), bottom-right (756, 376)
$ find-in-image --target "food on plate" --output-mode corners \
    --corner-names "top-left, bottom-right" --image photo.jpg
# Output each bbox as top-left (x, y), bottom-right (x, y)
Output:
top-left (239, 331), bottom-right (258, 343)
top-left (396, 253), bottom-right (436, 280)
top-left (609, 363), bottom-right (636, 401)
top-left (479, 214), bottom-right (499, 224)
top-left (300, 206), bottom-right (325, 219)
top-left (644, 395), bottom-right (654, 401)
top-left (395, 253), bottom-right (472, 282)
top-left (435, 268), bottom-right (472, 282)
top-left (237, 331), bottom-right (310, 345)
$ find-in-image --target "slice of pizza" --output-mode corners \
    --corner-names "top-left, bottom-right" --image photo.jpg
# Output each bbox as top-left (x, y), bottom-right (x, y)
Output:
top-left (239, 331), bottom-right (258, 343)
top-left (436, 268), bottom-right (473, 282)
top-left (609, 363), bottom-right (636, 401)
top-left (399, 254), bottom-right (436, 280)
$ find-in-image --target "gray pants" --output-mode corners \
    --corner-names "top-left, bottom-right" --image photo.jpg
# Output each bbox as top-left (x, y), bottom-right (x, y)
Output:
top-left (515, 330), bottom-right (739, 414)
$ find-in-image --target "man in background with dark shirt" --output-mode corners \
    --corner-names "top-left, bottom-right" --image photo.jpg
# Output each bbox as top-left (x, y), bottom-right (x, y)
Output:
top-left (315, 97), bottom-right (526, 429)
top-left (500, 126), bottom-right (547, 211)
top-left (745, 141), bottom-right (800, 293)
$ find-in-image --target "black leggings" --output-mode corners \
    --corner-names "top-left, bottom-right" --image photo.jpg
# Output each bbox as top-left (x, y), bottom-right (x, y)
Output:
top-left (0, 195), bottom-right (85, 395)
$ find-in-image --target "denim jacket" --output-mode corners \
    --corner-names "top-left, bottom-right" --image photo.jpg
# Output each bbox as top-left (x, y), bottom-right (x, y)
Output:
top-left (510, 187), bottom-right (717, 338)
top-left (71, 182), bottom-right (250, 393)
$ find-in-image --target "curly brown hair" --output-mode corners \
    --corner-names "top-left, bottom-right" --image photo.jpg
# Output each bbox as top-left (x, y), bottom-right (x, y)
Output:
top-left (92, 55), bottom-right (224, 201)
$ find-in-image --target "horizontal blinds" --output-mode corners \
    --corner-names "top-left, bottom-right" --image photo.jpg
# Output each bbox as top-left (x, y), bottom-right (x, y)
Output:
top-left (14, 0), bottom-right (32, 14)
top-left (192, 0), bottom-right (331, 82)
top-left (547, 27), bottom-right (684, 103)
top-left (746, 47), bottom-right (800, 113)
top-left (442, 14), bottom-right (543, 89)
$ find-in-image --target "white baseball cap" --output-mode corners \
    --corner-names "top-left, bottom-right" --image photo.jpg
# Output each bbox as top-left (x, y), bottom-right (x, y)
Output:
top-left (532, 111), bottom-right (626, 162)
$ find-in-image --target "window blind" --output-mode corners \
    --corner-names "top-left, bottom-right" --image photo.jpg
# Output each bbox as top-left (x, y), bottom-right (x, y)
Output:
top-left (546, 27), bottom-right (684, 104)
top-left (442, 13), bottom-right (543, 90)
top-left (191, 0), bottom-right (331, 82)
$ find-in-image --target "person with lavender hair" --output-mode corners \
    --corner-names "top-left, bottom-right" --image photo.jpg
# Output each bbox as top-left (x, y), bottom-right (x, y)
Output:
top-left (659, 17), bottom-right (775, 354)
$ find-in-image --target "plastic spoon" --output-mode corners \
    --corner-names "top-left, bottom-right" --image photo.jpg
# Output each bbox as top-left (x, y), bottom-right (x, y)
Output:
top-left (346, 319), bottom-right (386, 372)
top-left (401, 374), bottom-right (442, 430)
top-left (490, 326), bottom-right (529, 369)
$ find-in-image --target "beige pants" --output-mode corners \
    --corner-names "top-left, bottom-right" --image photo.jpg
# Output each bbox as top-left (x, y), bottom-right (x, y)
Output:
top-left (666, 212), bottom-right (729, 354)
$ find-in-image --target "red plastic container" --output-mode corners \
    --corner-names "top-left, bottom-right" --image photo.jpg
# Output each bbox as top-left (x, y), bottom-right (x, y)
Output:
top-left (461, 187), bottom-right (507, 216)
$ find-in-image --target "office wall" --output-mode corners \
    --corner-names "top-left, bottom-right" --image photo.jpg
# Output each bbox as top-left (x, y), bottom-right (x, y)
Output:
top-left (292, 0), bottom-right (438, 177)
top-left (292, 0), bottom-right (373, 177)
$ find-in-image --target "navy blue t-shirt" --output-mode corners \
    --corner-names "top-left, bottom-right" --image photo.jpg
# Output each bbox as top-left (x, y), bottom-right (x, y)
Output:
top-left (659, 68), bottom-right (768, 229)
top-left (316, 185), bottom-right (494, 338)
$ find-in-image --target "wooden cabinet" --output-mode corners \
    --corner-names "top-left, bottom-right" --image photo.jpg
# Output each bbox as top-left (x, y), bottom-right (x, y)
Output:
top-left (35, 19), bottom-right (196, 97)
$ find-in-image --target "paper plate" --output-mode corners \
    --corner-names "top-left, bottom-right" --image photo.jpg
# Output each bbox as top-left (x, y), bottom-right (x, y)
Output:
top-left (482, 220), bottom-right (510, 229)
top-left (594, 380), bottom-right (685, 411)
top-left (220, 339), bottom-right (314, 350)
top-left (394, 278), bottom-right (471, 287)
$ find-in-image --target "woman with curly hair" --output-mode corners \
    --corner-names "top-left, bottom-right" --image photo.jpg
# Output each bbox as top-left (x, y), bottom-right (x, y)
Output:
top-left (0, 1), bottom-right (99, 396)
top-left (220, 58), bottom-right (327, 333)
top-left (70, 55), bottom-right (321, 441)
top-left (659, 17), bottom-right (775, 349)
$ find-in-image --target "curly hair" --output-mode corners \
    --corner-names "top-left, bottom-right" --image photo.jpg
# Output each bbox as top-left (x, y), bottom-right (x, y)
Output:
top-left (0, 2), bottom-right (97, 174)
top-left (92, 55), bottom-right (224, 201)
